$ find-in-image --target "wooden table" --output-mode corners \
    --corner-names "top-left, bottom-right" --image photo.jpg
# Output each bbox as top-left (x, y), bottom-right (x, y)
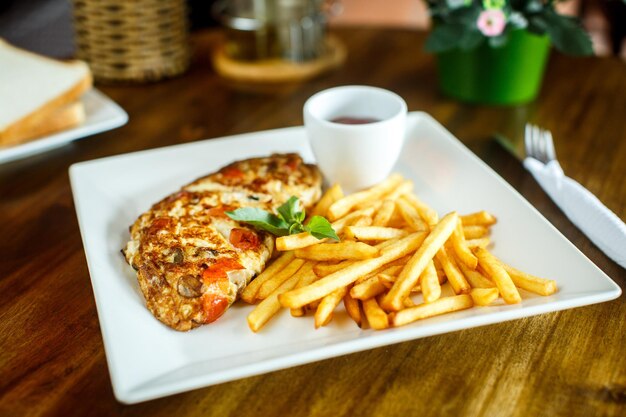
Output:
top-left (1, 28), bottom-right (625, 417)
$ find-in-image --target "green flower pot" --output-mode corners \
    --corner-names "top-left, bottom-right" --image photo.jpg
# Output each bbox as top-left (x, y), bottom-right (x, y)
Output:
top-left (436, 30), bottom-right (551, 105)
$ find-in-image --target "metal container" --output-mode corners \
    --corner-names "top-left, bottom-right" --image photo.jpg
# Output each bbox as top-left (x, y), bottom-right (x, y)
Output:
top-left (214, 0), bottom-right (327, 62)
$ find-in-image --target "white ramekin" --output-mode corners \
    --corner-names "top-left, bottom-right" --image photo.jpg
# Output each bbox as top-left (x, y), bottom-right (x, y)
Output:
top-left (303, 85), bottom-right (407, 192)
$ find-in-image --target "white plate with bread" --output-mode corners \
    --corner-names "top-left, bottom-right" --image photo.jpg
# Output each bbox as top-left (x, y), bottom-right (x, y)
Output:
top-left (0, 39), bottom-right (128, 164)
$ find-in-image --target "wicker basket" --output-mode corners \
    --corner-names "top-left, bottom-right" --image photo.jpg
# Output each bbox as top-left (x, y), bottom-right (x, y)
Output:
top-left (72, 0), bottom-right (190, 83)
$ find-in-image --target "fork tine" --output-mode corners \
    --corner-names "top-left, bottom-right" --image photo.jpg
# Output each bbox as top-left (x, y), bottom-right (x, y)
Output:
top-left (539, 126), bottom-right (555, 163)
top-left (532, 124), bottom-right (542, 161)
top-left (544, 129), bottom-right (556, 161)
top-left (524, 123), bottom-right (534, 158)
top-left (535, 126), bottom-right (545, 162)
top-left (535, 125), bottom-right (545, 162)
top-left (524, 124), bottom-right (557, 163)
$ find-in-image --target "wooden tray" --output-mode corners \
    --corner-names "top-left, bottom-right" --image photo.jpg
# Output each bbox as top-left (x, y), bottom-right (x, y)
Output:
top-left (212, 36), bottom-right (346, 83)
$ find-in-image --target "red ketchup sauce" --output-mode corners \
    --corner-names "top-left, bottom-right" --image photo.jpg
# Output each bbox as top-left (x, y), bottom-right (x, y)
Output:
top-left (330, 116), bottom-right (380, 125)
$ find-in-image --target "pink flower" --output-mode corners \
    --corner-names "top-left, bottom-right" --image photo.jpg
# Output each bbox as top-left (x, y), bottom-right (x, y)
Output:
top-left (477, 9), bottom-right (507, 37)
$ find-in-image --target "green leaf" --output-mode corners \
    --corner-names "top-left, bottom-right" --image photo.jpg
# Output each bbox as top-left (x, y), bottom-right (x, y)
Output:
top-left (525, 0), bottom-right (544, 13)
top-left (542, 12), bottom-right (592, 56)
top-left (289, 222), bottom-right (305, 235)
top-left (508, 12), bottom-right (528, 30)
top-left (227, 196), bottom-right (337, 241)
top-left (226, 208), bottom-right (290, 236)
top-left (276, 196), bottom-right (301, 224)
top-left (452, 4), bottom-right (480, 25)
top-left (296, 209), bottom-right (306, 223)
top-left (488, 32), bottom-right (510, 48)
top-left (527, 15), bottom-right (548, 35)
top-left (425, 24), bottom-right (465, 53)
top-left (458, 29), bottom-right (484, 50)
top-left (305, 216), bottom-right (340, 241)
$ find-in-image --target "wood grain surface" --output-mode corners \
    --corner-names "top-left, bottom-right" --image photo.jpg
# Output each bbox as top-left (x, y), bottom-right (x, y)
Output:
top-left (0, 28), bottom-right (625, 417)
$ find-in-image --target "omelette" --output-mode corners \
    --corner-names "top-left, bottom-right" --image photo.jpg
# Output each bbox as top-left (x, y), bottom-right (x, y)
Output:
top-left (123, 154), bottom-right (322, 331)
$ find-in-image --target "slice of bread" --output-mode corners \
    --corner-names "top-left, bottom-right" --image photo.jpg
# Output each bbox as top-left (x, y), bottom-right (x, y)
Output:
top-left (0, 39), bottom-right (92, 146)
top-left (9, 101), bottom-right (86, 145)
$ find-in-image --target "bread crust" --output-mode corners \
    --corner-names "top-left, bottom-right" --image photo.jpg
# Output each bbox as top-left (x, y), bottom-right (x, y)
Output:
top-left (8, 101), bottom-right (85, 143)
top-left (0, 71), bottom-right (92, 147)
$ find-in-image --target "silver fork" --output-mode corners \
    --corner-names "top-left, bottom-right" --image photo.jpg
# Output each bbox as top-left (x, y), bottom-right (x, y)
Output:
top-left (525, 124), bottom-right (556, 164)
top-left (524, 123), bottom-right (626, 268)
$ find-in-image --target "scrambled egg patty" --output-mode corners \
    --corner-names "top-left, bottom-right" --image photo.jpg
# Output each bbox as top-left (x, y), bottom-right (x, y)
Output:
top-left (123, 154), bottom-right (322, 331)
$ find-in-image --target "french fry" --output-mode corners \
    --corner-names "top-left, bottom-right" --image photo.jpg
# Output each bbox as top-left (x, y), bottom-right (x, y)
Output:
top-left (314, 261), bottom-right (353, 277)
top-left (332, 207), bottom-right (377, 227)
top-left (327, 174), bottom-right (404, 221)
top-left (344, 226), bottom-right (409, 242)
top-left (352, 262), bottom-right (403, 300)
top-left (502, 264), bottom-right (558, 296)
top-left (421, 260), bottom-right (441, 303)
top-left (435, 246), bottom-right (471, 295)
top-left (354, 263), bottom-right (403, 287)
top-left (351, 275), bottom-right (386, 300)
top-left (381, 212), bottom-right (458, 312)
top-left (384, 180), bottom-right (414, 200)
top-left (433, 257), bottom-right (447, 283)
top-left (349, 215), bottom-right (373, 227)
top-left (352, 260), bottom-right (404, 287)
top-left (402, 296), bottom-right (416, 308)
top-left (391, 295), bottom-right (474, 327)
top-left (377, 273), bottom-right (422, 293)
top-left (377, 273), bottom-right (395, 287)
top-left (354, 181), bottom-right (411, 209)
top-left (241, 251), bottom-right (295, 303)
top-left (450, 219), bottom-right (478, 269)
top-left (475, 248), bottom-right (521, 304)
top-left (288, 263), bottom-right (319, 317)
top-left (257, 258), bottom-right (306, 300)
top-left (315, 286), bottom-right (348, 328)
top-left (343, 285), bottom-right (362, 327)
top-left (372, 199), bottom-right (396, 227)
top-left (378, 263), bottom-right (404, 276)
top-left (470, 288), bottom-right (499, 306)
top-left (376, 237), bottom-right (402, 251)
top-left (290, 307), bottom-right (305, 317)
top-left (461, 211), bottom-right (497, 226)
top-left (354, 273), bottom-right (373, 285)
top-left (275, 207), bottom-right (376, 251)
top-left (466, 237), bottom-right (491, 249)
top-left (403, 193), bottom-right (439, 227)
top-left (276, 232), bottom-right (324, 252)
top-left (279, 232), bottom-right (427, 309)
top-left (463, 225), bottom-right (490, 239)
top-left (396, 197), bottom-right (428, 232)
top-left (295, 241), bottom-right (379, 261)
top-left (363, 297), bottom-right (389, 330)
top-left (310, 183), bottom-right (344, 217)
top-left (247, 271), bottom-right (302, 332)
top-left (385, 204), bottom-right (407, 228)
top-left (456, 257), bottom-right (495, 289)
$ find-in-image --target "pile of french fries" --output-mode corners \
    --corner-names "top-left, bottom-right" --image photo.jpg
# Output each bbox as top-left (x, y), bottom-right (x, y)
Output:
top-left (243, 174), bottom-right (557, 332)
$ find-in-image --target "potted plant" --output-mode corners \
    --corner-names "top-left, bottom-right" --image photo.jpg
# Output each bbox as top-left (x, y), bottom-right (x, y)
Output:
top-left (425, 0), bottom-right (593, 105)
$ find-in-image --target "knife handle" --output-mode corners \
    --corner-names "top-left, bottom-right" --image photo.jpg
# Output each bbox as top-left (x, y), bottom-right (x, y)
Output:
top-left (524, 158), bottom-right (626, 269)
top-left (559, 176), bottom-right (626, 268)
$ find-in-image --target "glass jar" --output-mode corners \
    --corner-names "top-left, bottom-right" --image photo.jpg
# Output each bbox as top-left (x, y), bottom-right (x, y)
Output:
top-left (214, 0), bottom-right (327, 62)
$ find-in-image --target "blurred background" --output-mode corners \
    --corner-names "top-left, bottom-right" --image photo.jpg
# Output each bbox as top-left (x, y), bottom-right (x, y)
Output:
top-left (0, 0), bottom-right (624, 60)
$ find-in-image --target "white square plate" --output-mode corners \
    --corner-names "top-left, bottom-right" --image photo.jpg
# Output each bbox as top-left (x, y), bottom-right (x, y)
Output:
top-left (69, 112), bottom-right (621, 404)
top-left (0, 89), bottom-right (128, 164)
